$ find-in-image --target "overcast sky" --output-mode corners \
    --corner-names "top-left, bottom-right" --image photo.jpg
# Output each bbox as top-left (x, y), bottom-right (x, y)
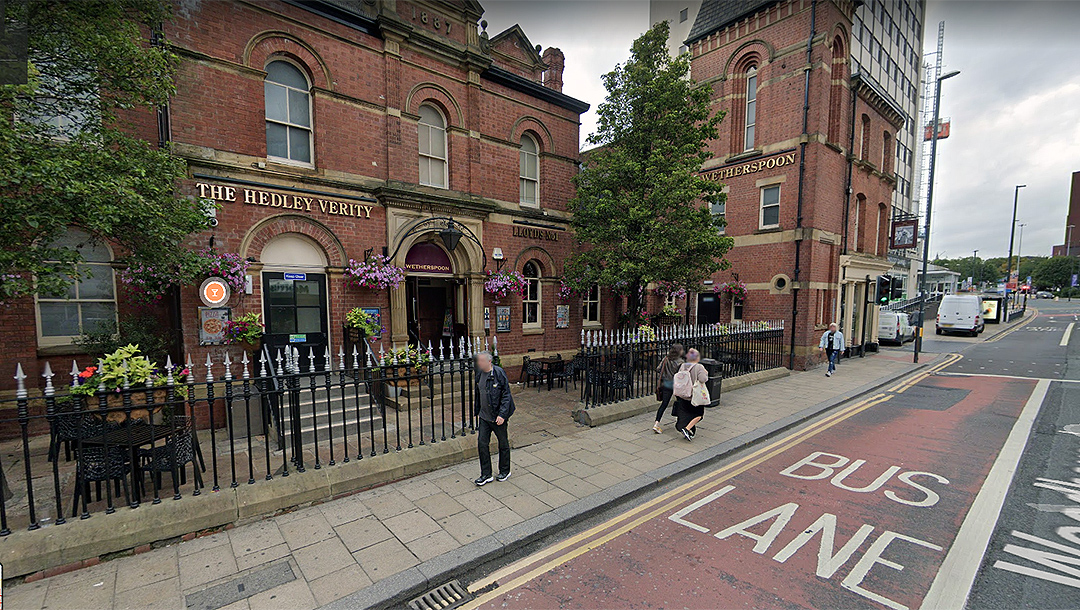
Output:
top-left (481, 0), bottom-right (1080, 260)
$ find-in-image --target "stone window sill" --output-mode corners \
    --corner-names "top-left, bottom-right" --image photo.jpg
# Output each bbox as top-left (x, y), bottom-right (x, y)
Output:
top-left (523, 328), bottom-right (545, 336)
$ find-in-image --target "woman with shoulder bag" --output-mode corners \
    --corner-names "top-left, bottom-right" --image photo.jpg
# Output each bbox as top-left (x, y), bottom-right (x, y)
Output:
top-left (672, 348), bottom-right (709, 442)
top-left (652, 343), bottom-right (685, 434)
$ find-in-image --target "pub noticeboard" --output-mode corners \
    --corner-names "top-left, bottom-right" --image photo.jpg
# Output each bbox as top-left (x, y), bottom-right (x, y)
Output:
top-left (199, 307), bottom-right (230, 345)
top-left (496, 306), bottom-right (511, 332)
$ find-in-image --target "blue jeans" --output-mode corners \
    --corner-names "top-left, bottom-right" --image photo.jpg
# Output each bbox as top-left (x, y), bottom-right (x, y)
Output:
top-left (827, 350), bottom-right (839, 373)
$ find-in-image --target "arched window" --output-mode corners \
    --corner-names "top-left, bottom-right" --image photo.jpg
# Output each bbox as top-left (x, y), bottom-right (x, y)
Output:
top-left (882, 132), bottom-right (893, 174)
top-left (264, 61), bottom-right (312, 164)
top-left (418, 105), bottom-right (448, 188)
top-left (853, 194), bottom-right (865, 252)
top-left (876, 203), bottom-right (888, 256)
top-left (522, 261), bottom-right (541, 328)
top-left (37, 228), bottom-right (116, 345)
top-left (859, 114), bottom-right (871, 161)
top-left (519, 134), bottom-right (540, 207)
top-left (744, 66), bottom-right (758, 151)
top-left (827, 37), bottom-right (846, 144)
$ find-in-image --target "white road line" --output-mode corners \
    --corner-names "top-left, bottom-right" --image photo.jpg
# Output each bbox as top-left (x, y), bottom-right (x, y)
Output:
top-left (919, 379), bottom-right (1051, 610)
top-left (1061, 322), bottom-right (1074, 347)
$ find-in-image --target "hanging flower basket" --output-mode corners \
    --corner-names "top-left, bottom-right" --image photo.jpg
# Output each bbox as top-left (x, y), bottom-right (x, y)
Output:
top-left (558, 279), bottom-right (576, 302)
top-left (224, 312), bottom-right (264, 354)
top-left (715, 280), bottom-right (748, 301)
top-left (344, 256), bottom-right (405, 290)
top-left (654, 281), bottom-right (688, 301)
top-left (484, 270), bottom-right (527, 303)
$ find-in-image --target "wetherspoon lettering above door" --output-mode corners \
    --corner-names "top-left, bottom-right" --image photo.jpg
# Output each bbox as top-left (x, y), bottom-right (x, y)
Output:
top-left (195, 182), bottom-right (374, 220)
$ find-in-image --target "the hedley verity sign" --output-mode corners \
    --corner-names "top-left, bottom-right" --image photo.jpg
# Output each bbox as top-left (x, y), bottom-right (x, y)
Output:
top-left (195, 182), bottom-right (375, 219)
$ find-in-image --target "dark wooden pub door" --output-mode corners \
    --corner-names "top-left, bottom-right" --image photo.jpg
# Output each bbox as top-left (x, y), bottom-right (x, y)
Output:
top-left (262, 272), bottom-right (329, 370)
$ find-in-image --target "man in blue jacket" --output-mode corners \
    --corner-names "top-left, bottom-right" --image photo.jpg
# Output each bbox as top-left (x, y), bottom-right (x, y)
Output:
top-left (473, 351), bottom-right (515, 486)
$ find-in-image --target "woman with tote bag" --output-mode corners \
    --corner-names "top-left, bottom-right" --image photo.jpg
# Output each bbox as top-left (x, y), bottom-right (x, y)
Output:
top-left (672, 348), bottom-right (709, 442)
top-left (652, 343), bottom-right (685, 434)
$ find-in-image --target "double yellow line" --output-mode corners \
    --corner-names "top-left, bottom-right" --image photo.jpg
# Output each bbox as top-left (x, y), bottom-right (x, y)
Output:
top-left (464, 355), bottom-right (959, 608)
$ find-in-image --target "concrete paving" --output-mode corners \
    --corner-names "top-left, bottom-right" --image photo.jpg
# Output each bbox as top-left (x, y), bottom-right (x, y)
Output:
top-left (6, 352), bottom-right (925, 610)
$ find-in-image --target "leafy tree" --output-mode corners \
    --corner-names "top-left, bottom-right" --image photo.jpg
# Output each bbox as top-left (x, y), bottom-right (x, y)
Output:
top-left (565, 21), bottom-right (732, 321)
top-left (0, 0), bottom-right (209, 301)
top-left (1033, 256), bottom-right (1077, 290)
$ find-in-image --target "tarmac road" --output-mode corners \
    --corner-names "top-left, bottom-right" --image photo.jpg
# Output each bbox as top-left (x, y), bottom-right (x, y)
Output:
top-left (458, 301), bottom-right (1080, 610)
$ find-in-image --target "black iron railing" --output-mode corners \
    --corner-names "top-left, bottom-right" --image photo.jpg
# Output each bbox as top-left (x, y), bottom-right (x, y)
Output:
top-left (0, 338), bottom-right (484, 533)
top-left (579, 321), bottom-right (786, 409)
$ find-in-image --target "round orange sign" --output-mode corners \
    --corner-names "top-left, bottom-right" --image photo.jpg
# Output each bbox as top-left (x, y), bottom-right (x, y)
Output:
top-left (200, 277), bottom-right (231, 307)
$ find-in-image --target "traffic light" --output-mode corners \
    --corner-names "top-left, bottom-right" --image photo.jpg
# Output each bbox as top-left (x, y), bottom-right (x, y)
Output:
top-left (875, 275), bottom-right (891, 305)
top-left (890, 276), bottom-right (903, 300)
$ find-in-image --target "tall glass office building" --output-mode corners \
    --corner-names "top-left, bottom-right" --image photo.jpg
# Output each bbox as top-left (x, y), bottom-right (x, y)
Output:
top-left (850, 0), bottom-right (926, 218)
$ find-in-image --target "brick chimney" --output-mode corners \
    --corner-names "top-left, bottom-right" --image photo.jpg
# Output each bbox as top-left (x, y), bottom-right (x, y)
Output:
top-left (541, 47), bottom-right (564, 92)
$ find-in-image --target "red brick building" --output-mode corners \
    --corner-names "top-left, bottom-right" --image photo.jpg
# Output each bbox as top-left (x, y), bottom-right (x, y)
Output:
top-left (684, 0), bottom-right (902, 368)
top-left (1, 0), bottom-right (591, 391)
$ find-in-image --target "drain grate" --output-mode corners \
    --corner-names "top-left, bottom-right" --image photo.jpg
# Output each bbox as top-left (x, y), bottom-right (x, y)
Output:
top-left (408, 580), bottom-right (473, 610)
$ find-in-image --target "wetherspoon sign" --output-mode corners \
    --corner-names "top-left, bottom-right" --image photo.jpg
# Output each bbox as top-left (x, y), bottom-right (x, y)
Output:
top-left (196, 182), bottom-right (374, 220)
top-left (701, 151), bottom-right (797, 182)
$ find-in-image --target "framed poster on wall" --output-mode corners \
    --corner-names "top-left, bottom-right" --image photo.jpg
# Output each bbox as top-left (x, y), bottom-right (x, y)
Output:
top-left (496, 306), bottom-right (511, 332)
top-left (199, 307), bottom-right (231, 345)
top-left (556, 304), bottom-right (569, 328)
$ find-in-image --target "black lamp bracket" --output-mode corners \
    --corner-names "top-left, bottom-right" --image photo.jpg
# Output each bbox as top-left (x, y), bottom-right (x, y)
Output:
top-left (387, 216), bottom-right (487, 271)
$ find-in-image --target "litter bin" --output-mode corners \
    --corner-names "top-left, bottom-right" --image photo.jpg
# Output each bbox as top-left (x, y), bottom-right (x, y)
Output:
top-left (699, 358), bottom-right (723, 408)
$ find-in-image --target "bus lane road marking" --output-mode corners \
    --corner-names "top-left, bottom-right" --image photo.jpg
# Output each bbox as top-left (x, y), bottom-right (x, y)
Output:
top-left (465, 357), bottom-right (980, 610)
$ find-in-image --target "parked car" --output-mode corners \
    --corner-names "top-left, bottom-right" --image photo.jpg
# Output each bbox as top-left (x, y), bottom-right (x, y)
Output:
top-left (879, 310), bottom-right (915, 344)
top-left (936, 295), bottom-right (985, 337)
top-left (1036, 291), bottom-right (1054, 299)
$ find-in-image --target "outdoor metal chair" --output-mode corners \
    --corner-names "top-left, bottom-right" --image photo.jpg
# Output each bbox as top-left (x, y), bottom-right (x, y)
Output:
top-left (523, 359), bottom-right (544, 388)
top-left (518, 356), bottom-right (531, 382)
top-left (552, 359), bottom-right (576, 391)
top-left (138, 416), bottom-right (203, 494)
top-left (51, 407), bottom-right (121, 462)
top-left (71, 445), bottom-right (131, 516)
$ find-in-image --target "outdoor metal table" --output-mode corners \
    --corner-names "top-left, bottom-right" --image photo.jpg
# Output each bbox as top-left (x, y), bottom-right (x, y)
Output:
top-left (78, 421), bottom-right (201, 500)
top-left (532, 357), bottom-right (563, 391)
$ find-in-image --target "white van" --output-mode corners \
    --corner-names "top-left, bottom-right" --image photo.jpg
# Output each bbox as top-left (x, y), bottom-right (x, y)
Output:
top-left (879, 311), bottom-right (914, 344)
top-left (936, 295), bottom-right (984, 337)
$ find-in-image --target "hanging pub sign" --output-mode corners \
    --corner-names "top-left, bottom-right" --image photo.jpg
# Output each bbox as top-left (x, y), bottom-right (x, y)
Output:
top-left (200, 277), bottom-right (231, 307)
top-left (890, 219), bottom-right (918, 250)
top-left (404, 242), bottom-right (453, 274)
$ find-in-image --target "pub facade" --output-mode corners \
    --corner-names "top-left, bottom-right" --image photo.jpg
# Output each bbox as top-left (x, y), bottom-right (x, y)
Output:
top-left (685, 0), bottom-right (901, 367)
top-left (0, 0), bottom-right (594, 390)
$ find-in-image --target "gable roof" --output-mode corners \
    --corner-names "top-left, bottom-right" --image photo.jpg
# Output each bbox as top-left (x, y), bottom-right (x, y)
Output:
top-left (488, 24), bottom-right (545, 66)
top-left (686, 0), bottom-right (780, 45)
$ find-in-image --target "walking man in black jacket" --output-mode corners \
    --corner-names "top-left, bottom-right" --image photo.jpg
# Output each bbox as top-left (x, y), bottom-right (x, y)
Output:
top-left (473, 351), bottom-right (515, 486)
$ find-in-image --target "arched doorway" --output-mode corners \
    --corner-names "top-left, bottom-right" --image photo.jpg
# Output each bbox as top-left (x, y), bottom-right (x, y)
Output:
top-left (261, 233), bottom-right (330, 369)
top-left (403, 242), bottom-right (466, 347)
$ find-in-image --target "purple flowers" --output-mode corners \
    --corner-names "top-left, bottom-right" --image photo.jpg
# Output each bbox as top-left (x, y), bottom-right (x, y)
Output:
top-left (715, 280), bottom-right (747, 301)
top-left (344, 256), bottom-right (405, 291)
top-left (484, 270), bottom-right (527, 303)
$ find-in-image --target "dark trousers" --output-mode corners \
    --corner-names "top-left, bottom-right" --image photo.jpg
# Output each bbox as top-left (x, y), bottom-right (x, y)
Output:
top-left (656, 385), bottom-right (674, 421)
top-left (477, 417), bottom-right (510, 478)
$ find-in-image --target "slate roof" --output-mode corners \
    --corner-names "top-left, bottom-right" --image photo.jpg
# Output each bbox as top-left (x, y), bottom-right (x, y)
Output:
top-left (685, 0), bottom-right (780, 45)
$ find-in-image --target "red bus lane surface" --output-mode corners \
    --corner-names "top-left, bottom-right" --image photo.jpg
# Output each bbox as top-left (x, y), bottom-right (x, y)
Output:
top-left (469, 373), bottom-right (1038, 610)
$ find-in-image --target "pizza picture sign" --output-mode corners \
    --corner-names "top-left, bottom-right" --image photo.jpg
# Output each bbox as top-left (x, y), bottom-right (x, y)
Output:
top-left (200, 277), bottom-right (231, 307)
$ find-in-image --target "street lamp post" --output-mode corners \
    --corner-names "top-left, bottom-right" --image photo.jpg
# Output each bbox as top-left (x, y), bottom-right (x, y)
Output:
top-left (1005, 184), bottom-right (1026, 303)
top-left (1017, 223), bottom-right (1026, 293)
top-left (971, 249), bottom-right (978, 291)
top-left (915, 69), bottom-right (960, 364)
